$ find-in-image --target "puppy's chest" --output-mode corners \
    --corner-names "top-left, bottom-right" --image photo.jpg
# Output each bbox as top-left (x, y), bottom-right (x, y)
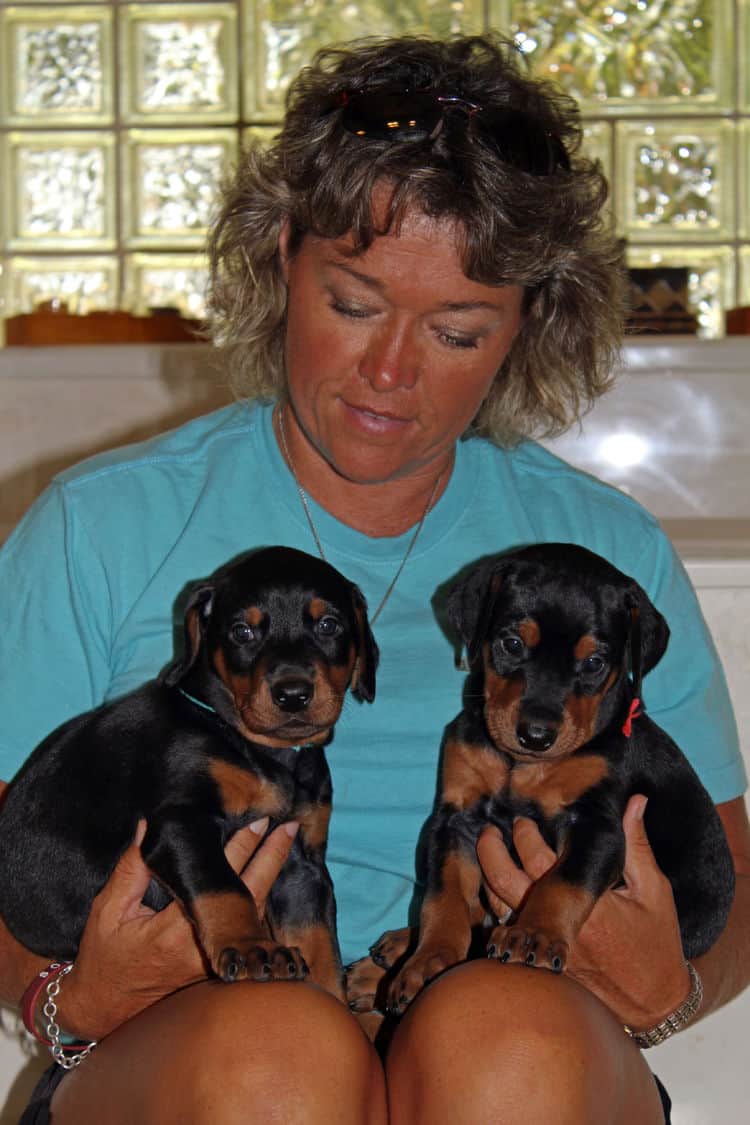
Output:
top-left (444, 740), bottom-right (609, 822)
top-left (209, 745), bottom-right (329, 825)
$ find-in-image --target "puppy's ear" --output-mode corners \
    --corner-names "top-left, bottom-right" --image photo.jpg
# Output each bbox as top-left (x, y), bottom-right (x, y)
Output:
top-left (349, 586), bottom-right (379, 703)
top-left (161, 584), bottom-right (215, 686)
top-left (624, 581), bottom-right (670, 679)
top-left (447, 560), bottom-right (504, 667)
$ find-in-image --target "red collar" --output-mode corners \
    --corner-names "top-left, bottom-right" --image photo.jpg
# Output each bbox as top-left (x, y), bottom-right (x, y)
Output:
top-left (622, 697), bottom-right (642, 737)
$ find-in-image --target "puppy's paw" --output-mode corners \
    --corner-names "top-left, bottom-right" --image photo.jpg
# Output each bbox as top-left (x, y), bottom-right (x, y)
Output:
top-left (387, 947), bottom-right (461, 1015)
top-left (345, 955), bottom-right (384, 1013)
top-left (487, 923), bottom-right (568, 973)
top-left (216, 941), bottom-right (309, 983)
top-left (369, 926), bottom-right (413, 969)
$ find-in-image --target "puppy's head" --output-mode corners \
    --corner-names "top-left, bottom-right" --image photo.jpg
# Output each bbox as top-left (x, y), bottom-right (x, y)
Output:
top-left (448, 543), bottom-right (669, 760)
top-left (163, 547), bottom-right (378, 747)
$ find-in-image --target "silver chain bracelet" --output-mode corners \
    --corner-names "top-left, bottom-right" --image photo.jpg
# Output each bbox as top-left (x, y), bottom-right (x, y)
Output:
top-left (42, 964), bottom-right (97, 1069)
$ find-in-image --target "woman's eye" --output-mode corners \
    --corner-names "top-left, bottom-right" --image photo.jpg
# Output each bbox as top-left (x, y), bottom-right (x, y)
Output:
top-left (581, 654), bottom-right (606, 675)
top-left (500, 636), bottom-right (524, 657)
top-left (316, 615), bottom-right (342, 638)
top-left (330, 298), bottom-right (370, 320)
top-left (230, 622), bottom-right (257, 644)
top-left (438, 330), bottom-right (479, 350)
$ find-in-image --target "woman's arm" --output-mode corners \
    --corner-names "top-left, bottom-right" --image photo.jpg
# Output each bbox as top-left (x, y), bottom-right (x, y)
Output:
top-left (477, 793), bottom-right (750, 1032)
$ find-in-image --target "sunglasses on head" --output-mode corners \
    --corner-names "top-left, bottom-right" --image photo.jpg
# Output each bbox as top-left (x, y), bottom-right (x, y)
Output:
top-left (338, 88), bottom-right (570, 177)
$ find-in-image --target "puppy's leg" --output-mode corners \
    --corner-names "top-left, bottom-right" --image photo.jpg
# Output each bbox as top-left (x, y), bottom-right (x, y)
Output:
top-left (488, 803), bottom-right (625, 972)
top-left (142, 813), bottom-right (308, 983)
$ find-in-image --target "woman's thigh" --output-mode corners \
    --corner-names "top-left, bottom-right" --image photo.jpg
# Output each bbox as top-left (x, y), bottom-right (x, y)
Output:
top-left (386, 960), bottom-right (667, 1125)
top-left (50, 980), bottom-right (386, 1125)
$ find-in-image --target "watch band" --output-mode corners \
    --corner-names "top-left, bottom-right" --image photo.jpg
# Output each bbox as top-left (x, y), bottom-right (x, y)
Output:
top-left (624, 961), bottom-right (703, 1049)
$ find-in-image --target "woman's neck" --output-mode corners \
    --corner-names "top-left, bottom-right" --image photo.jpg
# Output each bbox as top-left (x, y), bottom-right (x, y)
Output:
top-left (274, 405), bottom-right (453, 538)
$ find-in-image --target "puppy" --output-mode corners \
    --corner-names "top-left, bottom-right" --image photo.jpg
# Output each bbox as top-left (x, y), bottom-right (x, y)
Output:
top-left (0, 546), bottom-right (377, 1000)
top-left (349, 543), bottom-right (734, 1015)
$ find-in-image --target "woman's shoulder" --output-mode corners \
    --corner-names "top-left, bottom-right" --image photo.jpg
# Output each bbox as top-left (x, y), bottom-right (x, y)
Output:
top-left (467, 432), bottom-right (662, 532)
top-left (56, 400), bottom-right (266, 491)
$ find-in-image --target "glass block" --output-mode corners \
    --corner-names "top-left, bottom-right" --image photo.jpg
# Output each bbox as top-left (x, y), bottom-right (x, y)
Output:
top-left (120, 4), bottom-right (238, 124)
top-left (582, 121), bottom-right (613, 182)
top-left (4, 132), bottom-right (116, 250)
top-left (122, 129), bottom-right (237, 248)
top-left (244, 0), bottom-right (485, 120)
top-left (495, 0), bottom-right (732, 114)
top-left (5, 255), bottom-right (118, 315)
top-left (616, 120), bottom-right (734, 241)
top-left (1, 6), bottom-right (113, 125)
top-left (739, 248), bottom-right (750, 307)
top-left (124, 252), bottom-right (209, 318)
top-left (625, 245), bottom-right (735, 338)
top-left (741, 122), bottom-right (749, 239)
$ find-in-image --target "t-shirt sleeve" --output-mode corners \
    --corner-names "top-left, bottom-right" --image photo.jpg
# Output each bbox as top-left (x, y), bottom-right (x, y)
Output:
top-left (632, 522), bottom-right (746, 804)
top-left (0, 481), bottom-right (113, 781)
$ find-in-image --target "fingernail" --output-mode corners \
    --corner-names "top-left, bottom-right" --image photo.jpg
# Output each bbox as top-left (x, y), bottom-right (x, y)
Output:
top-left (249, 816), bottom-right (269, 835)
top-left (134, 819), bottom-right (147, 846)
top-left (284, 821), bottom-right (300, 839)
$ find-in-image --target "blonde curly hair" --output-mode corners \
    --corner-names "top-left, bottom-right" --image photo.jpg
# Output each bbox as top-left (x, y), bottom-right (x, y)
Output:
top-left (207, 34), bottom-right (626, 445)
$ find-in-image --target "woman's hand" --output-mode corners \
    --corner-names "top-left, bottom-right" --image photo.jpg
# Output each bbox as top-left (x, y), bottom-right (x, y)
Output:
top-left (59, 818), bottom-right (299, 1041)
top-left (476, 795), bottom-right (692, 1031)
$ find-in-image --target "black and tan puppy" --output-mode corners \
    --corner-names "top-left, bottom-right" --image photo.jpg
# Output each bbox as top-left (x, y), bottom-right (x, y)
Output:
top-left (0, 546), bottom-right (377, 1001)
top-left (349, 543), bottom-right (733, 1016)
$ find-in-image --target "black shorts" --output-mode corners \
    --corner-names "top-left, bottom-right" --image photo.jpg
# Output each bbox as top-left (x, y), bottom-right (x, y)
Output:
top-left (20, 1061), bottom-right (673, 1123)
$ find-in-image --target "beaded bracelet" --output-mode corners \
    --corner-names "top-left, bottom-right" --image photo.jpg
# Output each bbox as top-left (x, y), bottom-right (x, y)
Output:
top-left (21, 961), bottom-right (97, 1069)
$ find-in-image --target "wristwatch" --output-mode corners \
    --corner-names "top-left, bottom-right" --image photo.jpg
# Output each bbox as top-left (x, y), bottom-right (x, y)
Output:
top-left (624, 961), bottom-right (703, 1049)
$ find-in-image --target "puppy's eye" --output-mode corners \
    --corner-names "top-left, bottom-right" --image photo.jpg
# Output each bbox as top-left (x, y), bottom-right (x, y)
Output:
top-left (500, 636), bottom-right (524, 657)
top-left (315, 615), bottom-right (342, 638)
top-left (581, 654), bottom-right (606, 675)
top-left (230, 622), bottom-right (258, 645)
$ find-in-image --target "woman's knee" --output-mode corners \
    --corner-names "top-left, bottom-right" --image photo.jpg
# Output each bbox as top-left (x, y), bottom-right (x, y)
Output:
top-left (55, 981), bottom-right (386, 1124)
top-left (386, 960), bottom-right (663, 1125)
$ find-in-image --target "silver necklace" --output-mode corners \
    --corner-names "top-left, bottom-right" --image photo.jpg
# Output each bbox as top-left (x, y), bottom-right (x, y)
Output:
top-left (276, 408), bottom-right (444, 625)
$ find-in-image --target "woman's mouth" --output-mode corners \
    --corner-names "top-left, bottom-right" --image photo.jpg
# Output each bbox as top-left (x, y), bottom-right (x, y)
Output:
top-left (343, 401), bottom-right (412, 435)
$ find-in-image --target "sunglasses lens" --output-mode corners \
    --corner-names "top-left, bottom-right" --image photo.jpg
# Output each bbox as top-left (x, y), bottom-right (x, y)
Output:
top-left (338, 91), bottom-right (569, 175)
top-left (341, 91), bottom-right (443, 142)
top-left (479, 110), bottom-right (570, 175)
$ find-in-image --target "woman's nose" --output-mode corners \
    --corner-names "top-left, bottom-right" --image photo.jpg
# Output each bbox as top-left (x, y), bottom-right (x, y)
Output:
top-left (359, 323), bottom-right (418, 391)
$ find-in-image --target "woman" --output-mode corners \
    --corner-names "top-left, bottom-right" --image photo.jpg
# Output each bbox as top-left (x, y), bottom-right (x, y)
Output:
top-left (1, 34), bottom-right (748, 1124)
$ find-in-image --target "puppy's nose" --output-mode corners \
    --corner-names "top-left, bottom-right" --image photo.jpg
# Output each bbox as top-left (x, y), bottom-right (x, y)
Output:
top-left (271, 679), bottom-right (314, 712)
top-left (516, 721), bottom-right (557, 752)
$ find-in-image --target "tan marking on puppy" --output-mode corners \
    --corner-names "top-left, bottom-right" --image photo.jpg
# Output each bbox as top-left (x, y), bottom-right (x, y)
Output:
top-left (573, 634), bottom-right (599, 660)
top-left (560, 668), bottom-right (619, 749)
top-left (518, 619), bottom-right (541, 648)
top-left (516, 873), bottom-right (598, 946)
top-left (510, 754), bottom-right (609, 818)
top-left (442, 738), bottom-right (511, 808)
top-left (274, 921), bottom-right (344, 1000)
top-left (190, 889), bottom-right (267, 960)
top-left (208, 759), bottom-right (290, 819)
top-left (482, 666), bottom-right (525, 752)
top-left (307, 597), bottom-right (328, 620)
top-left (295, 800), bottom-right (332, 852)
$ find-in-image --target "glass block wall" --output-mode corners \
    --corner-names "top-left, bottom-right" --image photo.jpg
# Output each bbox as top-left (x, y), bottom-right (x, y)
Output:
top-left (0, 0), bottom-right (748, 335)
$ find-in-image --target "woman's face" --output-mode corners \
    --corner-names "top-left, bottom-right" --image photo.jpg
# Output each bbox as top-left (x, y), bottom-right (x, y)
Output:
top-left (280, 201), bottom-right (525, 488)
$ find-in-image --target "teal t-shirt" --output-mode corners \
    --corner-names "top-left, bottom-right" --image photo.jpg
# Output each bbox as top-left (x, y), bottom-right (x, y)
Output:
top-left (0, 400), bottom-right (744, 962)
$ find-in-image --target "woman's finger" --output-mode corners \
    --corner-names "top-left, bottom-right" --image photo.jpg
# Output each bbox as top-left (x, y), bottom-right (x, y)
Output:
top-left (476, 825), bottom-right (530, 912)
top-left (512, 816), bottom-right (557, 880)
top-left (224, 817), bottom-right (270, 873)
top-left (240, 821), bottom-right (299, 914)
